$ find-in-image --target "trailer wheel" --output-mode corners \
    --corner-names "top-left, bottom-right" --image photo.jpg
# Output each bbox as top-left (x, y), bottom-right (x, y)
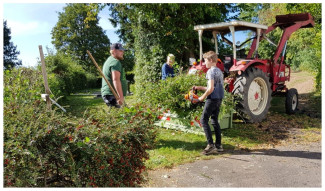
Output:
top-left (232, 67), bottom-right (272, 123)
top-left (285, 88), bottom-right (298, 114)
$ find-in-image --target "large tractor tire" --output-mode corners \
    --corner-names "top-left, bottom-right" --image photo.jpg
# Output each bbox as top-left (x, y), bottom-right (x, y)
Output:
top-left (232, 67), bottom-right (272, 123)
top-left (285, 88), bottom-right (298, 114)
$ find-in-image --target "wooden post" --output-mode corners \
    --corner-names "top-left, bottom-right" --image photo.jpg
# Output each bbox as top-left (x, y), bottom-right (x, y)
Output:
top-left (86, 50), bottom-right (120, 102)
top-left (39, 45), bottom-right (51, 110)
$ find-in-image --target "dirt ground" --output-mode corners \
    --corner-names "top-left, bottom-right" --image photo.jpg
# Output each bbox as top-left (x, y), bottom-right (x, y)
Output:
top-left (143, 71), bottom-right (322, 188)
top-left (286, 71), bottom-right (315, 94)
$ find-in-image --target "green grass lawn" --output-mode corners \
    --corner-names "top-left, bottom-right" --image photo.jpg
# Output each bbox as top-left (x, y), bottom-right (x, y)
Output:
top-left (64, 95), bottom-right (104, 118)
top-left (146, 128), bottom-right (215, 169)
top-left (144, 124), bottom-right (279, 170)
top-left (64, 88), bottom-right (321, 170)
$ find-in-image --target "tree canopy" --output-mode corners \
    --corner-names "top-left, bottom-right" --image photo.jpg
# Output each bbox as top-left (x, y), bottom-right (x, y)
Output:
top-left (108, 3), bottom-right (238, 98)
top-left (51, 3), bottom-right (110, 74)
top-left (3, 20), bottom-right (22, 70)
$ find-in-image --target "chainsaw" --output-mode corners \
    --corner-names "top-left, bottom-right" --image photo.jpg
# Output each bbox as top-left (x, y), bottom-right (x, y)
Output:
top-left (184, 88), bottom-right (200, 104)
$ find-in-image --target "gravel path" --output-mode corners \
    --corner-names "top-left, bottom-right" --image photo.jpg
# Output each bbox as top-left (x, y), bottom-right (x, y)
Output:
top-left (145, 141), bottom-right (321, 187)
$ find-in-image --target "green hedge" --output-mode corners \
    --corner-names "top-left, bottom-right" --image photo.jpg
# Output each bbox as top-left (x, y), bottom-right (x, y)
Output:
top-left (4, 68), bottom-right (157, 187)
top-left (44, 52), bottom-right (98, 97)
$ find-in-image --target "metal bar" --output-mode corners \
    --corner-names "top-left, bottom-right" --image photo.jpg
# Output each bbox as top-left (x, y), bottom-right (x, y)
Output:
top-left (255, 28), bottom-right (261, 58)
top-left (50, 98), bottom-right (67, 112)
top-left (263, 34), bottom-right (277, 47)
top-left (198, 30), bottom-right (203, 61)
top-left (282, 41), bottom-right (288, 57)
top-left (212, 31), bottom-right (218, 55)
top-left (229, 26), bottom-right (236, 63)
top-left (277, 41), bottom-right (288, 79)
top-left (221, 35), bottom-right (234, 47)
top-left (247, 38), bottom-right (257, 58)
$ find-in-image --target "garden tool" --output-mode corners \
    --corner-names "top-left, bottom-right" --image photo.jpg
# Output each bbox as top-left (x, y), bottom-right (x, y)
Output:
top-left (184, 87), bottom-right (200, 104)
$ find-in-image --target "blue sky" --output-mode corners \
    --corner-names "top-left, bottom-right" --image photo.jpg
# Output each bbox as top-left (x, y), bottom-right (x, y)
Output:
top-left (3, 3), bottom-right (120, 67)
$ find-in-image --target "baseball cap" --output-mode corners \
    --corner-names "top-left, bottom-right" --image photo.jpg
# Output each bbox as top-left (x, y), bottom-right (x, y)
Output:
top-left (110, 43), bottom-right (126, 51)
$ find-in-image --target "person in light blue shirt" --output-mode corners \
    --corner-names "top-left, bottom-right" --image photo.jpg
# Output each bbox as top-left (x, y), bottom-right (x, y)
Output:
top-left (161, 54), bottom-right (175, 80)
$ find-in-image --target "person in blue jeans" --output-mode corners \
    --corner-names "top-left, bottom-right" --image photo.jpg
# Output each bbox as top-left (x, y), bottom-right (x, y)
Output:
top-left (161, 54), bottom-right (175, 80)
top-left (193, 51), bottom-right (226, 155)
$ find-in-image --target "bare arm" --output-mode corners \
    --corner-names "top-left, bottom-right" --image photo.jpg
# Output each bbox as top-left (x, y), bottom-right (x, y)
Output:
top-left (194, 86), bottom-right (207, 91)
top-left (198, 79), bottom-right (214, 102)
top-left (112, 70), bottom-right (124, 105)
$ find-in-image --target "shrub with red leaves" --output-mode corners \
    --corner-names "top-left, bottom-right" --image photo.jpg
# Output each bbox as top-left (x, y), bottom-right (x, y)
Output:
top-left (4, 68), bottom-right (158, 187)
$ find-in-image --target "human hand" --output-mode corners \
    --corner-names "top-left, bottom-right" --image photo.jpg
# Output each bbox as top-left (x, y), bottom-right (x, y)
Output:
top-left (117, 98), bottom-right (124, 105)
top-left (198, 96), bottom-right (204, 102)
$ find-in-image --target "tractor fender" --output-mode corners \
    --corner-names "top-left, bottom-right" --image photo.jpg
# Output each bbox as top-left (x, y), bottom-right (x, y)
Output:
top-left (229, 60), bottom-right (268, 73)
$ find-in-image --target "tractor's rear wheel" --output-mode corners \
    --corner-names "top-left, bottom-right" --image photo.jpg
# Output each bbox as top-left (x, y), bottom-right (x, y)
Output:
top-left (232, 67), bottom-right (272, 123)
top-left (285, 88), bottom-right (298, 114)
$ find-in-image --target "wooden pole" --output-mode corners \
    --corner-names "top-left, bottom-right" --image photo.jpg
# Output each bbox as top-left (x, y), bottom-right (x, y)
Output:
top-left (86, 50), bottom-right (120, 102)
top-left (39, 45), bottom-right (51, 110)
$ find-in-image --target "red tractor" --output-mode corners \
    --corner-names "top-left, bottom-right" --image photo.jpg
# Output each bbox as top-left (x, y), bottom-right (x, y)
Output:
top-left (189, 13), bottom-right (315, 122)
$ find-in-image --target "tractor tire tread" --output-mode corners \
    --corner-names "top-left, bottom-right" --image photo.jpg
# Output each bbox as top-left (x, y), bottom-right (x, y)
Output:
top-left (232, 67), bottom-right (272, 123)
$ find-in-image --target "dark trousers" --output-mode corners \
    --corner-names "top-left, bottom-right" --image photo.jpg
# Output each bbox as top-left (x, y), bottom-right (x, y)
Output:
top-left (200, 99), bottom-right (222, 145)
top-left (102, 95), bottom-right (120, 108)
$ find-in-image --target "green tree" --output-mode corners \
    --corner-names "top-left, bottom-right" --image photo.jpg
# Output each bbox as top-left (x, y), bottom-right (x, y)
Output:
top-left (51, 3), bottom-right (110, 74)
top-left (286, 3), bottom-right (321, 91)
top-left (108, 3), bottom-right (237, 98)
top-left (3, 20), bottom-right (22, 69)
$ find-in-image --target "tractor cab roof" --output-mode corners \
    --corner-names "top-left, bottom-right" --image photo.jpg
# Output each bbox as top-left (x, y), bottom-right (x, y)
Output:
top-left (194, 20), bottom-right (268, 61)
top-left (193, 13), bottom-right (315, 66)
top-left (194, 20), bottom-right (268, 34)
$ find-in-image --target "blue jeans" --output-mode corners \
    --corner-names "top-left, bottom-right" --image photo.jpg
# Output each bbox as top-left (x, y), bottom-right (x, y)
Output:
top-left (200, 99), bottom-right (222, 145)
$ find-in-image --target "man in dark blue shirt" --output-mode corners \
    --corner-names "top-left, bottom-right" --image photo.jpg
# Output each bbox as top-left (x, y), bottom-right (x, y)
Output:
top-left (161, 54), bottom-right (175, 80)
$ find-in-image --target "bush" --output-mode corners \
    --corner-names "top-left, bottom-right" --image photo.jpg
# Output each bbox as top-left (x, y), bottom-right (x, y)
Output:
top-left (4, 67), bottom-right (158, 187)
top-left (85, 72), bottom-right (100, 88)
top-left (44, 52), bottom-right (98, 97)
top-left (3, 67), bottom-right (44, 106)
top-left (140, 73), bottom-right (235, 121)
top-left (133, 31), bottom-right (165, 99)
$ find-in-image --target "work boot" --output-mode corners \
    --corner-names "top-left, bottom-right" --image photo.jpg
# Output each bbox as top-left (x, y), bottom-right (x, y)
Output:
top-left (215, 144), bottom-right (224, 152)
top-left (201, 144), bottom-right (218, 155)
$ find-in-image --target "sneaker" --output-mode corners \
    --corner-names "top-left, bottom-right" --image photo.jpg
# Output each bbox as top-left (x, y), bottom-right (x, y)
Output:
top-left (215, 144), bottom-right (224, 152)
top-left (201, 144), bottom-right (218, 155)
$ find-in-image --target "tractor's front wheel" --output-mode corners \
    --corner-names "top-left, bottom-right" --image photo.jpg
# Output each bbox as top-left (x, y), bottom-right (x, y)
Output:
top-left (285, 88), bottom-right (298, 114)
top-left (233, 67), bottom-right (272, 123)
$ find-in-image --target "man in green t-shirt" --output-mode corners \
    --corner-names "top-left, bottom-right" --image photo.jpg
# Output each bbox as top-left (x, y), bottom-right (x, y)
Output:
top-left (101, 43), bottom-right (128, 108)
